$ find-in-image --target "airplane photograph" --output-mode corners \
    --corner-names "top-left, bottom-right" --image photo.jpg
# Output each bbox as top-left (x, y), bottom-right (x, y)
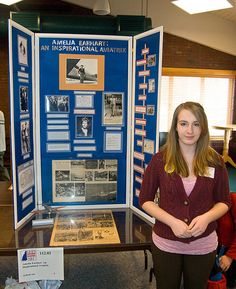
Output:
top-left (66, 58), bottom-right (98, 84)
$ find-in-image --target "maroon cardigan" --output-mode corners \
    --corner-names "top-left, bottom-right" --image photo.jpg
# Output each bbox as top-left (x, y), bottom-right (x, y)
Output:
top-left (217, 193), bottom-right (236, 260)
top-left (139, 152), bottom-right (231, 243)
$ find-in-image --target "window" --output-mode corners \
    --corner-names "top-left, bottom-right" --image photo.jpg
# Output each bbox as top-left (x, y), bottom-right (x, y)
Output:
top-left (159, 69), bottom-right (235, 138)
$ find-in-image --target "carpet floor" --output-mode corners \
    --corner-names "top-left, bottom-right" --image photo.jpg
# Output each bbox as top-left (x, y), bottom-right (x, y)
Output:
top-left (0, 250), bottom-right (156, 289)
top-left (1, 251), bottom-right (236, 289)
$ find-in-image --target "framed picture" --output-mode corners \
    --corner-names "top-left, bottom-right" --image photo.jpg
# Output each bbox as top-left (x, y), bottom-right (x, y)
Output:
top-left (143, 138), bottom-right (155, 154)
top-left (148, 78), bottom-right (155, 93)
top-left (20, 120), bottom-right (31, 155)
top-left (59, 54), bottom-right (104, 91)
top-left (18, 35), bottom-right (28, 66)
top-left (45, 95), bottom-right (69, 113)
top-left (75, 115), bottom-right (93, 138)
top-left (19, 86), bottom-right (29, 113)
top-left (102, 92), bottom-right (124, 126)
top-left (147, 105), bottom-right (155, 115)
top-left (147, 54), bottom-right (156, 67)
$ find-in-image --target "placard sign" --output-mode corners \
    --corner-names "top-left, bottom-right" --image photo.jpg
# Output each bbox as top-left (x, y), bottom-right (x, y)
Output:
top-left (17, 247), bottom-right (64, 282)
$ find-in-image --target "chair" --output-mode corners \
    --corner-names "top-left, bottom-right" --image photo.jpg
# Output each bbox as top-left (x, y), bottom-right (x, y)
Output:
top-left (229, 136), bottom-right (236, 164)
top-left (159, 132), bottom-right (168, 148)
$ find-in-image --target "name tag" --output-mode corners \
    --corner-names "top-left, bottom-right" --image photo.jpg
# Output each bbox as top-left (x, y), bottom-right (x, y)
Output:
top-left (206, 167), bottom-right (215, 178)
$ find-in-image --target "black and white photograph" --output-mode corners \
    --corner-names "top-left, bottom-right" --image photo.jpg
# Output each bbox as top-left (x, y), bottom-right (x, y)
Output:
top-left (148, 78), bottom-right (155, 93)
top-left (75, 183), bottom-right (85, 197)
top-left (59, 54), bottom-right (105, 91)
top-left (85, 171), bottom-right (93, 182)
top-left (66, 58), bottom-right (98, 84)
top-left (147, 105), bottom-right (155, 115)
top-left (86, 183), bottom-right (117, 202)
top-left (45, 95), bottom-right (69, 113)
top-left (94, 171), bottom-right (108, 182)
top-left (71, 160), bottom-right (85, 181)
top-left (19, 86), bottom-right (29, 113)
top-left (55, 170), bottom-right (70, 181)
top-left (85, 159), bottom-right (98, 170)
top-left (18, 35), bottom-right (28, 66)
top-left (77, 229), bottom-right (94, 241)
top-left (98, 159), bottom-right (105, 169)
top-left (20, 120), bottom-right (31, 155)
top-left (71, 160), bottom-right (85, 168)
top-left (92, 212), bottom-right (113, 222)
top-left (109, 171), bottom-right (117, 181)
top-left (55, 183), bottom-right (75, 198)
top-left (71, 161), bottom-right (86, 181)
top-left (147, 54), bottom-right (156, 67)
top-left (54, 232), bottom-right (78, 243)
top-left (76, 116), bottom-right (93, 138)
top-left (105, 159), bottom-right (117, 169)
top-left (103, 92), bottom-right (124, 126)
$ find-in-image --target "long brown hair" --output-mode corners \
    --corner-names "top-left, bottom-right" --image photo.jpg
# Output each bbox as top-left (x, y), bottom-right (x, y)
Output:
top-left (161, 101), bottom-right (222, 177)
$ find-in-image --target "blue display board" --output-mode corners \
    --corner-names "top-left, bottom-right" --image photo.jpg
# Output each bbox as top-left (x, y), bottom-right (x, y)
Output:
top-left (8, 20), bottom-right (163, 227)
top-left (8, 20), bottom-right (36, 228)
top-left (131, 27), bottom-right (163, 219)
top-left (35, 34), bottom-right (132, 208)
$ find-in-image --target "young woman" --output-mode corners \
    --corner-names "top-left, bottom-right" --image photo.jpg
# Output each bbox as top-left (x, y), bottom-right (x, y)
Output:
top-left (139, 102), bottom-right (231, 289)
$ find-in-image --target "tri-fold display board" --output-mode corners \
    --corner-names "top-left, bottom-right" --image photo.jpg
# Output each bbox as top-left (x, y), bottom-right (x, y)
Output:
top-left (8, 20), bottom-right (163, 229)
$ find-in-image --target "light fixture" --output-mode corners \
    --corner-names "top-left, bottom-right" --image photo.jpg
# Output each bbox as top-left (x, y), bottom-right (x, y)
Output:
top-left (171, 0), bottom-right (233, 14)
top-left (0, 0), bottom-right (22, 4)
top-left (93, 0), bottom-right (111, 15)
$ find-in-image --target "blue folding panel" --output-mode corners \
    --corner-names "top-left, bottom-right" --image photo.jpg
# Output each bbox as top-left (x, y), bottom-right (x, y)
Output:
top-left (8, 20), bottom-right (36, 228)
top-left (131, 27), bottom-right (163, 220)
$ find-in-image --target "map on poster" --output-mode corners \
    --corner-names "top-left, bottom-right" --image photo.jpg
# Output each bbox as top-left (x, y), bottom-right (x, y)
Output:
top-left (50, 210), bottom-right (120, 246)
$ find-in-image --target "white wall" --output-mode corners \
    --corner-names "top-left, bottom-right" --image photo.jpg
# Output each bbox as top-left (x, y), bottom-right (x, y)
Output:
top-left (68, 0), bottom-right (236, 56)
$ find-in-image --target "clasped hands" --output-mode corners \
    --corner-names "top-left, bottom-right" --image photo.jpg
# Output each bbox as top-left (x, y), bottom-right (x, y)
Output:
top-left (219, 255), bottom-right (233, 272)
top-left (171, 215), bottom-right (208, 238)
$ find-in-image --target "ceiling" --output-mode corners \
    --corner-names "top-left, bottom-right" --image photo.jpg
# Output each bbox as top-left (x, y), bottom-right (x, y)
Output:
top-left (1, 0), bottom-right (236, 24)
top-left (1, 0), bottom-right (235, 55)
top-left (210, 0), bottom-right (236, 24)
top-left (0, 0), bottom-right (93, 15)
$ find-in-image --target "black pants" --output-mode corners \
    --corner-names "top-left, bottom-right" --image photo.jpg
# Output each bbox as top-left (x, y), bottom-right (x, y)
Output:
top-left (151, 242), bottom-right (216, 289)
top-left (0, 152), bottom-right (10, 181)
top-left (225, 259), bottom-right (236, 285)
